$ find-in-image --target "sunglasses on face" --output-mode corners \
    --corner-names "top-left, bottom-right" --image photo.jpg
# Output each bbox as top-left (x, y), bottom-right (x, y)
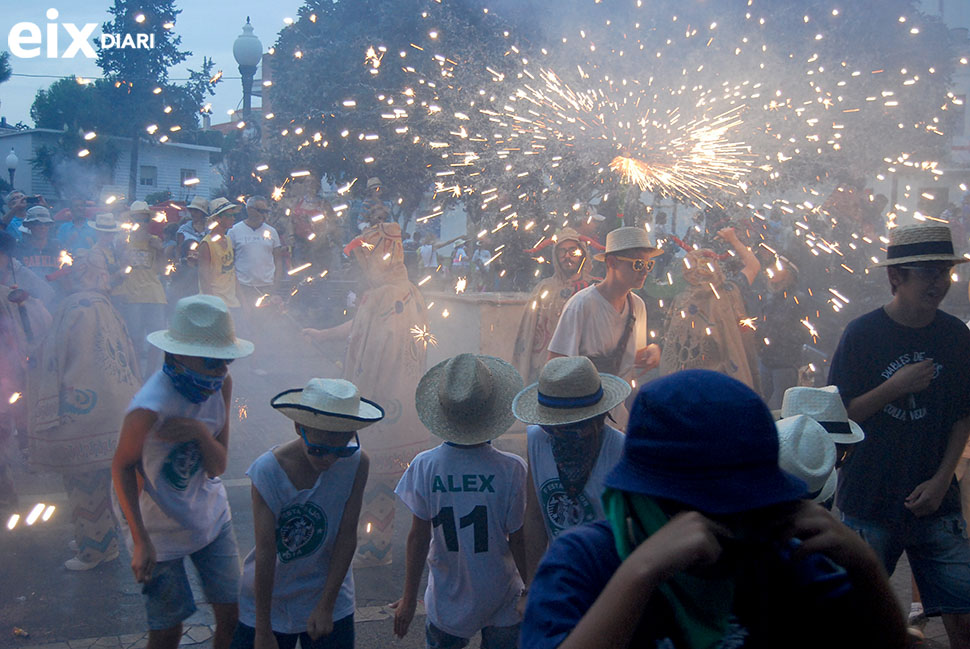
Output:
top-left (898, 265), bottom-right (954, 282)
top-left (202, 357), bottom-right (234, 370)
top-left (299, 427), bottom-right (361, 458)
top-left (613, 255), bottom-right (655, 273)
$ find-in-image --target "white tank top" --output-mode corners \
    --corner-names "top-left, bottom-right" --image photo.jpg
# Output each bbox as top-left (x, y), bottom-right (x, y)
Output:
top-left (238, 449), bottom-right (361, 633)
top-left (125, 371), bottom-right (230, 561)
top-left (526, 424), bottom-right (625, 539)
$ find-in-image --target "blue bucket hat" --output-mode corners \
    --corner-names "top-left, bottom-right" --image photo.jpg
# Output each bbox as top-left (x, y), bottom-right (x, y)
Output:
top-left (604, 370), bottom-right (807, 515)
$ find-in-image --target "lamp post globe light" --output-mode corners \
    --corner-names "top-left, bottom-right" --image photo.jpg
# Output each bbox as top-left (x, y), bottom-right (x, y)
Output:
top-left (6, 148), bottom-right (17, 187)
top-left (233, 17), bottom-right (263, 121)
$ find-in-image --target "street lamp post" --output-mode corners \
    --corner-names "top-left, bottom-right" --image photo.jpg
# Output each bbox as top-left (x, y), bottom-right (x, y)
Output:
top-left (233, 17), bottom-right (263, 121)
top-left (6, 148), bottom-right (17, 187)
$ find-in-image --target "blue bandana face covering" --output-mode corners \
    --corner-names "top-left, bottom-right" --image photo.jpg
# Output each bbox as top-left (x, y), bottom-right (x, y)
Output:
top-left (163, 358), bottom-right (225, 403)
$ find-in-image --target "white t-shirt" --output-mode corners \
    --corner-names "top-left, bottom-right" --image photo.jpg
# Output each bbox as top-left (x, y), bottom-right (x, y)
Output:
top-left (238, 449), bottom-right (360, 633)
top-left (395, 442), bottom-right (526, 638)
top-left (526, 424), bottom-right (625, 539)
top-left (124, 371), bottom-right (230, 561)
top-left (228, 221), bottom-right (281, 287)
top-left (547, 285), bottom-right (648, 381)
top-left (419, 243), bottom-right (438, 269)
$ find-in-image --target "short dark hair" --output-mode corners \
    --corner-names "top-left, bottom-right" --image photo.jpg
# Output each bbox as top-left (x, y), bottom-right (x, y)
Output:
top-left (887, 266), bottom-right (909, 295)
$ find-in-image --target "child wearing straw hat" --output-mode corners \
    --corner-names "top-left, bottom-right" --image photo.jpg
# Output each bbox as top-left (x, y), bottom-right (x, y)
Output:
top-left (390, 353), bottom-right (528, 648)
top-left (511, 355), bottom-right (630, 584)
top-left (112, 295), bottom-right (254, 649)
top-left (231, 378), bottom-right (381, 649)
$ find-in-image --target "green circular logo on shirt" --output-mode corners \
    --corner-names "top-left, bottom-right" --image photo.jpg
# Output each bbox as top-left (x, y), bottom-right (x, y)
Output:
top-left (539, 478), bottom-right (596, 537)
top-left (277, 502), bottom-right (327, 563)
top-left (161, 441), bottom-right (202, 491)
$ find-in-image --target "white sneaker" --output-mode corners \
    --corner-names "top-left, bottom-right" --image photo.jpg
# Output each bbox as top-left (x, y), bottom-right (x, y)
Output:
top-left (64, 548), bottom-right (119, 571)
top-left (68, 540), bottom-right (78, 553)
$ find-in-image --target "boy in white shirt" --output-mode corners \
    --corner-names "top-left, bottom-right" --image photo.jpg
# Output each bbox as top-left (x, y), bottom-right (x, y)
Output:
top-left (391, 353), bottom-right (527, 649)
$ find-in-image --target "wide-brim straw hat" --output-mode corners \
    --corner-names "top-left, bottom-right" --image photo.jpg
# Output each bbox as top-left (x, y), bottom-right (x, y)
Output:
top-left (513, 356), bottom-right (630, 426)
top-left (366, 177), bottom-right (383, 190)
top-left (89, 212), bottom-right (122, 232)
top-left (776, 414), bottom-right (838, 504)
top-left (209, 197), bottom-right (241, 219)
top-left (272, 378), bottom-right (384, 432)
top-left (127, 200), bottom-right (151, 217)
top-left (416, 353), bottom-right (523, 445)
top-left (147, 294), bottom-right (254, 359)
top-left (187, 196), bottom-right (209, 215)
top-left (781, 385), bottom-right (864, 444)
top-left (25, 205), bottom-right (54, 223)
top-left (871, 223), bottom-right (968, 267)
top-left (593, 226), bottom-right (662, 262)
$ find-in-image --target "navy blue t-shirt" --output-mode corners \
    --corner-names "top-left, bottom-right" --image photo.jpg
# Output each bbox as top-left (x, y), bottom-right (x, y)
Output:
top-left (828, 307), bottom-right (970, 522)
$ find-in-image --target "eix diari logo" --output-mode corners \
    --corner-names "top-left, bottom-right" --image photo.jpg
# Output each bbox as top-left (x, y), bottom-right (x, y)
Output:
top-left (8, 8), bottom-right (155, 59)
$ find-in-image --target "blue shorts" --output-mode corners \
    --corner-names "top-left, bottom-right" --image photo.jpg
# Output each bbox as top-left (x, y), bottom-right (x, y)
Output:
top-left (425, 620), bottom-right (520, 649)
top-left (842, 512), bottom-right (970, 616)
top-left (142, 521), bottom-right (241, 630)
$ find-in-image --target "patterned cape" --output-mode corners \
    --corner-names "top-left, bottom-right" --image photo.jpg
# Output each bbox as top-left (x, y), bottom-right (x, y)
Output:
top-left (28, 290), bottom-right (140, 474)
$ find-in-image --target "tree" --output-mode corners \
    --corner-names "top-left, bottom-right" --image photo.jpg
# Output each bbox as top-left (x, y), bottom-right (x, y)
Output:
top-left (0, 52), bottom-right (11, 86)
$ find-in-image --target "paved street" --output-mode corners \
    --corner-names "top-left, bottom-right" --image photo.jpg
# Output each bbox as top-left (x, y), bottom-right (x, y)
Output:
top-left (0, 342), bottom-right (955, 648)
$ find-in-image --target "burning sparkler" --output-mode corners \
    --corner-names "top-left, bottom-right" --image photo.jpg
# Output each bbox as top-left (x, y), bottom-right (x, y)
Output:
top-left (410, 324), bottom-right (438, 348)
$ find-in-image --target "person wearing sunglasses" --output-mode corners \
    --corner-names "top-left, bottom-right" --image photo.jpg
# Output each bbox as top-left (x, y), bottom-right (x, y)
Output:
top-left (548, 226), bottom-right (662, 429)
top-left (112, 295), bottom-right (254, 649)
top-left (231, 378), bottom-right (383, 649)
top-left (828, 223), bottom-right (970, 648)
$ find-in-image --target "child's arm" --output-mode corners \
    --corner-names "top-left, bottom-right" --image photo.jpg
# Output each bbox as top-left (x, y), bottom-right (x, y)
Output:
top-left (306, 453), bottom-right (370, 640)
top-left (112, 408), bottom-right (159, 584)
top-left (509, 526), bottom-right (527, 587)
top-left (522, 463), bottom-right (548, 586)
top-left (390, 514), bottom-right (432, 638)
top-left (154, 374), bottom-right (232, 477)
top-left (251, 485), bottom-right (279, 649)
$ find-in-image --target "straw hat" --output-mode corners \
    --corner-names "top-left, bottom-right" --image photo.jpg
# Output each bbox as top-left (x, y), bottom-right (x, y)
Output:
top-left (776, 414), bottom-right (837, 503)
top-left (127, 200), bottom-right (151, 217)
top-left (366, 177), bottom-right (382, 190)
top-left (147, 294), bottom-right (254, 359)
top-left (781, 386), bottom-right (865, 444)
top-left (512, 356), bottom-right (630, 426)
top-left (415, 353), bottom-right (524, 444)
top-left (208, 197), bottom-right (240, 219)
top-left (871, 223), bottom-right (968, 267)
top-left (272, 378), bottom-right (384, 432)
top-left (89, 213), bottom-right (122, 232)
top-left (187, 196), bottom-right (209, 215)
top-left (593, 226), bottom-right (662, 262)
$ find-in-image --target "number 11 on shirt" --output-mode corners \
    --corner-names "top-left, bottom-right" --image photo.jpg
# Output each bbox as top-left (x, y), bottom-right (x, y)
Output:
top-left (432, 505), bottom-right (488, 553)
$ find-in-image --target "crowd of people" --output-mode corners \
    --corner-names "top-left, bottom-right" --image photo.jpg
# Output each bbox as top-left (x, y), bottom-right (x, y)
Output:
top-left (2, 177), bottom-right (970, 649)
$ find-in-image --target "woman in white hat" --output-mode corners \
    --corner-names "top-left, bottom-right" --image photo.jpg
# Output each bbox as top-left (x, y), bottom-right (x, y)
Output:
top-left (233, 378), bottom-right (382, 648)
top-left (88, 213), bottom-right (127, 310)
top-left (112, 295), bottom-right (253, 649)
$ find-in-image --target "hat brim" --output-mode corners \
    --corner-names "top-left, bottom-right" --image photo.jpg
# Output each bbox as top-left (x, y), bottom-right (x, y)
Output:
top-left (146, 329), bottom-right (255, 359)
top-left (825, 419), bottom-right (865, 444)
top-left (811, 469), bottom-right (837, 504)
top-left (415, 355), bottom-right (524, 445)
top-left (271, 388), bottom-right (385, 432)
top-left (593, 246), bottom-right (663, 262)
top-left (88, 220), bottom-right (121, 232)
top-left (870, 254), bottom-right (969, 268)
top-left (210, 205), bottom-right (240, 219)
top-left (604, 456), bottom-right (809, 515)
top-left (511, 373), bottom-right (631, 426)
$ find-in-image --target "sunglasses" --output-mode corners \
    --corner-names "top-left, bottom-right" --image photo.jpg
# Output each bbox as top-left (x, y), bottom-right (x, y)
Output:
top-left (613, 255), bottom-right (655, 273)
top-left (299, 427), bottom-right (361, 458)
top-left (202, 357), bottom-right (234, 370)
top-left (897, 265), bottom-right (954, 282)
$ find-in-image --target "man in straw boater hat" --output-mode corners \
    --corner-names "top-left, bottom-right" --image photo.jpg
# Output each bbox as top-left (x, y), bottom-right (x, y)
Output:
top-left (233, 378), bottom-right (381, 648)
top-left (390, 353), bottom-right (528, 648)
top-left (828, 222), bottom-right (970, 647)
top-left (522, 370), bottom-right (906, 649)
top-left (198, 198), bottom-right (243, 310)
top-left (547, 226), bottom-right (663, 428)
top-left (511, 355), bottom-right (629, 585)
top-left (112, 294), bottom-right (253, 649)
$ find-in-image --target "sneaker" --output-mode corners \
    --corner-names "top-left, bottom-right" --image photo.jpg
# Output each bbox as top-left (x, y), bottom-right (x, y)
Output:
top-left (64, 548), bottom-right (119, 571)
top-left (68, 540), bottom-right (78, 553)
top-left (908, 602), bottom-right (927, 630)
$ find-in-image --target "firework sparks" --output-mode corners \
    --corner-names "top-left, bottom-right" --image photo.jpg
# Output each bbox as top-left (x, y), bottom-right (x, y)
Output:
top-left (454, 277), bottom-right (467, 294)
top-left (58, 250), bottom-right (73, 269)
top-left (410, 324), bottom-right (438, 348)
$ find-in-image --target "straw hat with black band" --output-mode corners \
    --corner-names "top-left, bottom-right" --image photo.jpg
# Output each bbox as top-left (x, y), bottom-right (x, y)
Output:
top-left (871, 223), bottom-right (969, 268)
top-left (512, 356), bottom-right (630, 427)
top-left (593, 226), bottom-right (663, 263)
top-left (416, 353), bottom-right (523, 445)
top-left (781, 385), bottom-right (865, 445)
top-left (272, 378), bottom-right (384, 432)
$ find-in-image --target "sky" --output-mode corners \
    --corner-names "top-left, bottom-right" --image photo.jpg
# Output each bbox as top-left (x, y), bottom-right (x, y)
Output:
top-left (0, 0), bottom-right (305, 127)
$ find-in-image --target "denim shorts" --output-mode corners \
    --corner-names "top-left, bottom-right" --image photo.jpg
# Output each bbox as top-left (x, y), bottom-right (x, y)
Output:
top-left (842, 512), bottom-right (970, 616)
top-left (142, 521), bottom-right (241, 630)
top-left (230, 615), bottom-right (354, 649)
top-left (425, 620), bottom-right (520, 649)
